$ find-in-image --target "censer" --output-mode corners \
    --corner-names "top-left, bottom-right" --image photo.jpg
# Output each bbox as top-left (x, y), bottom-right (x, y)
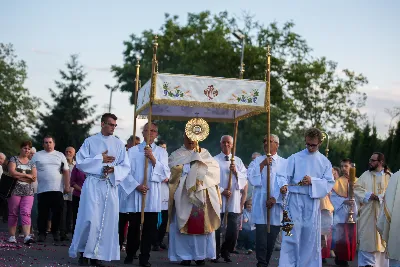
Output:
top-left (281, 194), bottom-right (294, 236)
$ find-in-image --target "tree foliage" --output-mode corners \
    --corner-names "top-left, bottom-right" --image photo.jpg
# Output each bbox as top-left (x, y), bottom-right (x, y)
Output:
top-left (112, 11), bottom-right (368, 161)
top-left (0, 43), bottom-right (40, 155)
top-left (33, 55), bottom-right (96, 152)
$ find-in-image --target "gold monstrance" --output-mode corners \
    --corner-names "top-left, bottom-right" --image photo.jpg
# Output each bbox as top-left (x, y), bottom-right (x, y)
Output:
top-left (185, 117), bottom-right (210, 152)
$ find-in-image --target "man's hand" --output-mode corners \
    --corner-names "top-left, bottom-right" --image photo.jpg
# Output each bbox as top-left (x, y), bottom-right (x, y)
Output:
top-left (280, 185), bottom-right (288, 194)
top-left (102, 150), bottom-right (115, 164)
top-left (243, 218), bottom-right (249, 223)
top-left (302, 175), bottom-right (312, 185)
top-left (229, 163), bottom-right (237, 176)
top-left (261, 156), bottom-right (272, 167)
top-left (222, 189), bottom-right (232, 198)
top-left (104, 167), bottom-right (114, 174)
top-left (144, 147), bottom-right (156, 166)
top-left (369, 193), bottom-right (379, 201)
top-left (163, 178), bottom-right (169, 183)
top-left (266, 197), bottom-right (276, 209)
top-left (136, 184), bottom-right (149, 195)
top-left (64, 187), bottom-right (71, 194)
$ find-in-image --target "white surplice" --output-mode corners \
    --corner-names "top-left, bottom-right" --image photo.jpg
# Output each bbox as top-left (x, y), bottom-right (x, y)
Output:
top-left (278, 149), bottom-right (334, 267)
top-left (69, 133), bottom-right (130, 261)
top-left (247, 154), bottom-right (287, 226)
top-left (119, 142), bottom-right (170, 213)
top-left (214, 152), bottom-right (247, 213)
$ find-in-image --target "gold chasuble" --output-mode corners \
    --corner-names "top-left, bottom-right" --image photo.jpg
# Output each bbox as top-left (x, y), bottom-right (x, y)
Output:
top-left (354, 170), bottom-right (390, 253)
top-left (377, 170), bottom-right (400, 262)
top-left (168, 146), bottom-right (221, 235)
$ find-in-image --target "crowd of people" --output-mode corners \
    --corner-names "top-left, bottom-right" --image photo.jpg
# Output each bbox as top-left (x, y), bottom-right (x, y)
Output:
top-left (0, 112), bottom-right (399, 267)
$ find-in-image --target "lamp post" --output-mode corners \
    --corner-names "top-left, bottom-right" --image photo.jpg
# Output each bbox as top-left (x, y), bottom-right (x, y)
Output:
top-left (105, 84), bottom-right (119, 113)
top-left (232, 30), bottom-right (245, 79)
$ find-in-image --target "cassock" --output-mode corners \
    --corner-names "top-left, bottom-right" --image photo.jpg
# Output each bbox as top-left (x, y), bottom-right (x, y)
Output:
top-left (69, 133), bottom-right (130, 261)
top-left (247, 154), bottom-right (287, 267)
top-left (377, 170), bottom-right (400, 267)
top-left (355, 170), bottom-right (390, 267)
top-left (214, 152), bottom-right (247, 259)
top-left (278, 149), bottom-right (334, 267)
top-left (118, 141), bottom-right (170, 263)
top-left (330, 176), bottom-right (358, 261)
top-left (168, 146), bottom-right (221, 262)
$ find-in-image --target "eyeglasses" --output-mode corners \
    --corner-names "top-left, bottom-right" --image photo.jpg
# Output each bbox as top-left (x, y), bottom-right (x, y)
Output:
top-left (263, 139), bottom-right (278, 144)
top-left (143, 129), bottom-right (158, 133)
top-left (306, 143), bottom-right (319, 148)
top-left (369, 159), bottom-right (379, 162)
top-left (105, 122), bottom-right (117, 128)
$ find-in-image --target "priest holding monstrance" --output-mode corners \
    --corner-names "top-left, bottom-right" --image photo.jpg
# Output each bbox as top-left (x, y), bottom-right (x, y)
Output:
top-left (168, 118), bottom-right (221, 266)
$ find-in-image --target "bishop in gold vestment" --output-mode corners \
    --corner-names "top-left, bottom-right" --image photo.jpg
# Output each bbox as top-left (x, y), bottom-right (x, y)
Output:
top-left (354, 152), bottom-right (391, 267)
top-left (167, 134), bottom-right (221, 265)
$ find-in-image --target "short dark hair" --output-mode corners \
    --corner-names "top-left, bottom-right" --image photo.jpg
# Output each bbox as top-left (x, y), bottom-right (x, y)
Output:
top-left (20, 140), bottom-right (33, 148)
top-left (43, 135), bottom-right (55, 143)
top-left (304, 128), bottom-right (323, 142)
top-left (101, 113), bottom-right (118, 123)
top-left (135, 136), bottom-right (140, 140)
top-left (341, 158), bottom-right (352, 164)
top-left (332, 166), bottom-right (341, 176)
top-left (156, 140), bottom-right (166, 146)
top-left (373, 152), bottom-right (385, 163)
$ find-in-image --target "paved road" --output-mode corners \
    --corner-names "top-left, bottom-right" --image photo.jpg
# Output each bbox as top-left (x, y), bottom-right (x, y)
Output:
top-left (0, 223), bottom-right (356, 267)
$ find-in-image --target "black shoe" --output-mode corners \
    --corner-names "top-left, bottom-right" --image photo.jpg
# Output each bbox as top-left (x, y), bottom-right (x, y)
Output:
top-left (210, 259), bottom-right (219, 263)
top-left (90, 259), bottom-right (106, 267)
top-left (124, 256), bottom-right (133, 264)
top-left (180, 260), bottom-right (191, 266)
top-left (159, 242), bottom-right (168, 249)
top-left (195, 260), bottom-right (205, 266)
top-left (223, 257), bottom-right (232, 263)
top-left (78, 255), bottom-right (89, 266)
top-left (53, 233), bottom-right (60, 242)
top-left (152, 245), bottom-right (160, 251)
top-left (322, 258), bottom-right (327, 263)
top-left (335, 256), bottom-right (349, 266)
top-left (139, 262), bottom-right (151, 267)
top-left (38, 234), bottom-right (46, 242)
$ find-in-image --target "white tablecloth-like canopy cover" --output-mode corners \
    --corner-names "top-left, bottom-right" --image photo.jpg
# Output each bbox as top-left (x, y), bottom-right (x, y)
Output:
top-left (136, 73), bottom-right (267, 122)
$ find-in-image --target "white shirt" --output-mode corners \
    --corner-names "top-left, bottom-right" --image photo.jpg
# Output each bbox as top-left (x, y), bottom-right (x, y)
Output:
top-left (119, 142), bottom-right (170, 213)
top-left (247, 154), bottom-right (287, 225)
top-left (214, 152), bottom-right (247, 213)
top-left (32, 150), bottom-right (69, 194)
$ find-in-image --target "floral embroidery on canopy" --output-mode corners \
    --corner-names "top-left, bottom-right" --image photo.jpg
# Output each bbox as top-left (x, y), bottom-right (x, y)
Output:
top-left (163, 82), bottom-right (191, 98)
top-left (229, 89), bottom-right (259, 103)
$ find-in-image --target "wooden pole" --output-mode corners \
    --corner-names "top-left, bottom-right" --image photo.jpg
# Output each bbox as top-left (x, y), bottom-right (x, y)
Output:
top-left (132, 60), bottom-right (140, 139)
top-left (266, 46), bottom-right (271, 233)
top-left (141, 35), bottom-right (158, 231)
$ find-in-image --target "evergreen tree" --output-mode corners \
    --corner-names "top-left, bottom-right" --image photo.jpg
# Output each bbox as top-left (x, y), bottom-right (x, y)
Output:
top-left (33, 55), bottom-right (96, 151)
top-left (388, 121), bottom-right (400, 172)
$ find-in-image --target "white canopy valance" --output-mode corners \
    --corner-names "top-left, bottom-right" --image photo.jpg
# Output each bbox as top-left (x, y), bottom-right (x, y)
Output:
top-left (136, 73), bottom-right (267, 122)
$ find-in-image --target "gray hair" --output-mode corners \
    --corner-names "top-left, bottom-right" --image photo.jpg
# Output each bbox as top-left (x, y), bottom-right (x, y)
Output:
top-left (264, 134), bottom-right (279, 144)
top-left (252, 152), bottom-right (261, 158)
top-left (31, 147), bottom-right (37, 153)
top-left (220, 135), bottom-right (233, 143)
top-left (0, 152), bottom-right (6, 159)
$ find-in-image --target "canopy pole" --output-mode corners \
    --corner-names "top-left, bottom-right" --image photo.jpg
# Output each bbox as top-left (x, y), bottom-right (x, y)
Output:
top-left (266, 46), bottom-right (271, 233)
top-left (141, 35), bottom-right (158, 238)
top-left (132, 60), bottom-right (140, 140)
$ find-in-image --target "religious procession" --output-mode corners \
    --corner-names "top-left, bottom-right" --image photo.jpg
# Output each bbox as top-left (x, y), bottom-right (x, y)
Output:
top-left (1, 32), bottom-right (399, 267)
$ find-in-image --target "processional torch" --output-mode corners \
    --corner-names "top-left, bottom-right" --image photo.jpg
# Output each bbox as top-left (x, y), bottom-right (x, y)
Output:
top-left (347, 164), bottom-right (356, 224)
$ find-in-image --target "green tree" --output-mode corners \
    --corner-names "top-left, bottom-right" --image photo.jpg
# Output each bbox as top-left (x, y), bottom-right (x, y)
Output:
top-left (33, 55), bottom-right (96, 151)
top-left (0, 43), bottom-right (40, 155)
top-left (112, 11), bottom-right (367, 160)
top-left (388, 121), bottom-right (400, 172)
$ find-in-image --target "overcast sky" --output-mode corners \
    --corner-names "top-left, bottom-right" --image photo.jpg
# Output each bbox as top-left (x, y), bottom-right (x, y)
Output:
top-left (1, 0), bottom-right (399, 144)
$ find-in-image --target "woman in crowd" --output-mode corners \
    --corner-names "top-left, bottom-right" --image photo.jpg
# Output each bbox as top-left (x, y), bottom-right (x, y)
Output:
top-left (70, 164), bottom-right (86, 235)
top-left (7, 141), bottom-right (37, 245)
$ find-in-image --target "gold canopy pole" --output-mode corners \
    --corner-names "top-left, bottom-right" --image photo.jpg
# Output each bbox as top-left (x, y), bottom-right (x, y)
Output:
top-left (266, 46), bottom-right (271, 233)
top-left (141, 35), bottom-right (158, 233)
top-left (132, 60), bottom-right (140, 139)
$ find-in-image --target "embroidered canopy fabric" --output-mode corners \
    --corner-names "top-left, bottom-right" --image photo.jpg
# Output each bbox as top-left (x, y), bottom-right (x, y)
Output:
top-left (136, 73), bottom-right (267, 122)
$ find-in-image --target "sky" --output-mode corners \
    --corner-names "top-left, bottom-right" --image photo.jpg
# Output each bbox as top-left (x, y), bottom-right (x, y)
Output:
top-left (1, 0), bottom-right (399, 144)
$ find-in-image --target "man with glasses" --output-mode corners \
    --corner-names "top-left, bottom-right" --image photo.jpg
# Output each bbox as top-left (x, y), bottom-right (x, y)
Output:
top-left (118, 122), bottom-right (170, 267)
top-left (278, 128), bottom-right (335, 267)
top-left (354, 152), bottom-right (391, 267)
top-left (213, 135), bottom-right (247, 263)
top-left (69, 113), bottom-right (131, 267)
top-left (247, 134), bottom-right (287, 267)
